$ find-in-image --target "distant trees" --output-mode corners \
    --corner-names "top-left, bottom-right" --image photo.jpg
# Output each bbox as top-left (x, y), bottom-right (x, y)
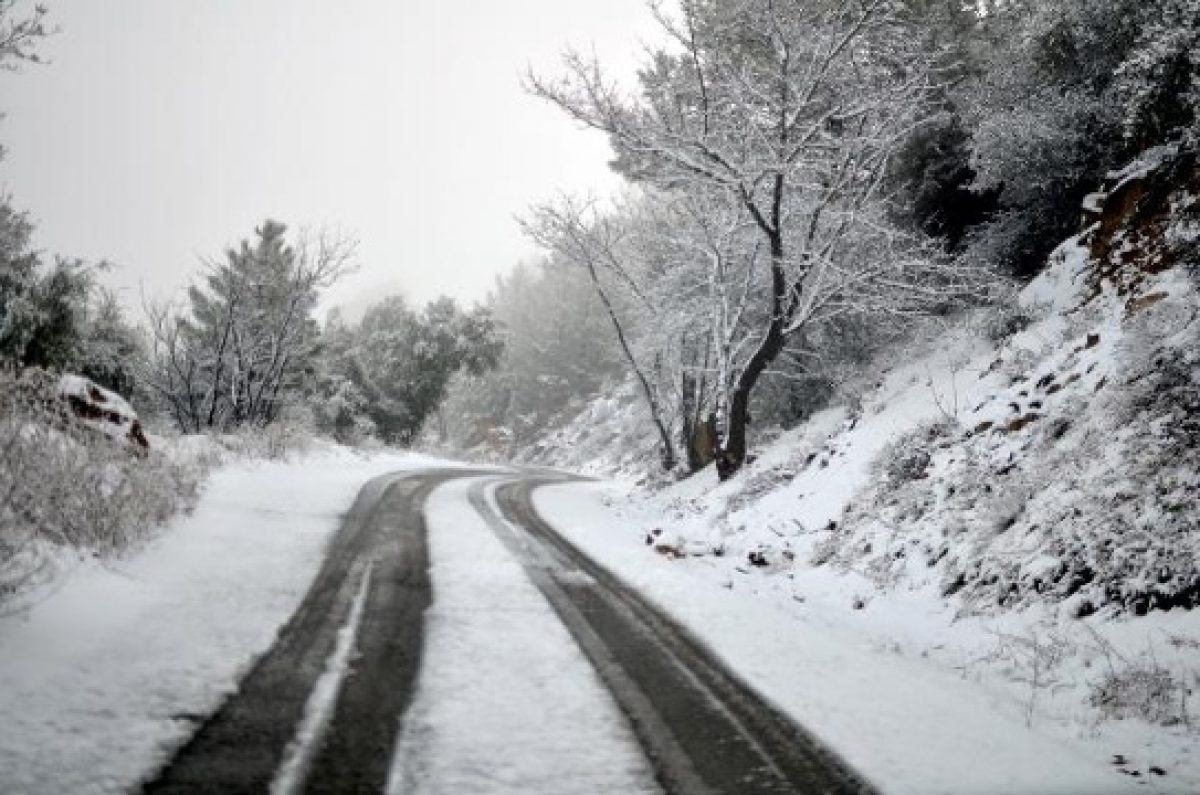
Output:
top-left (312, 295), bottom-right (502, 445)
top-left (352, 296), bottom-right (501, 444)
top-left (435, 261), bottom-right (624, 454)
top-left (530, 0), bottom-right (990, 478)
top-left (144, 220), bottom-right (356, 432)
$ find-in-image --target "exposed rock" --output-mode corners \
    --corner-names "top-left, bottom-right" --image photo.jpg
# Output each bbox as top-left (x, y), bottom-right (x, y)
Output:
top-left (1085, 146), bottom-right (1199, 300)
top-left (655, 543), bottom-right (686, 560)
top-left (1126, 290), bottom-right (1169, 315)
top-left (57, 374), bottom-right (148, 453)
top-left (1002, 413), bottom-right (1041, 433)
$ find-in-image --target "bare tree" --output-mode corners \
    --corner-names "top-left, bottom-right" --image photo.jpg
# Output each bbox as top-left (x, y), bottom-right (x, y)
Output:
top-left (522, 196), bottom-right (682, 471)
top-left (140, 296), bottom-right (204, 433)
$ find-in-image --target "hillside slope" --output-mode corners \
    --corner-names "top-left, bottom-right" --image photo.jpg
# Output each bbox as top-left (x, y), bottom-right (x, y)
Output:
top-left (517, 144), bottom-right (1200, 788)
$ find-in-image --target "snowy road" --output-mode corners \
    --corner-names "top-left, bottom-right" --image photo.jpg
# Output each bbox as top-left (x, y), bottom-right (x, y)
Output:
top-left (142, 468), bottom-right (872, 795)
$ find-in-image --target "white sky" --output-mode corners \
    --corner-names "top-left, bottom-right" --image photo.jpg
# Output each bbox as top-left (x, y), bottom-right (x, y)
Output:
top-left (0, 1), bottom-right (660, 318)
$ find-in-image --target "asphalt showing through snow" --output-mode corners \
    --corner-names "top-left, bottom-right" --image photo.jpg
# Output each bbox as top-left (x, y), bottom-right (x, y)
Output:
top-left (142, 468), bottom-right (875, 794)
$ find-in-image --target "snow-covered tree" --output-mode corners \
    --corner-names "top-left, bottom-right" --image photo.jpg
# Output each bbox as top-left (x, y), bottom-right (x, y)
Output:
top-left (353, 296), bottom-right (500, 444)
top-left (523, 196), bottom-right (685, 470)
top-left (958, 0), bottom-right (1143, 276)
top-left (530, 0), bottom-right (982, 478)
top-left (0, 203), bottom-right (97, 375)
top-left (310, 295), bottom-right (502, 446)
top-left (0, 0), bottom-right (48, 70)
top-left (0, 194), bottom-right (43, 363)
top-left (144, 221), bottom-right (356, 432)
top-left (1112, 0), bottom-right (1200, 147)
top-left (76, 288), bottom-right (145, 399)
top-left (310, 308), bottom-right (376, 444)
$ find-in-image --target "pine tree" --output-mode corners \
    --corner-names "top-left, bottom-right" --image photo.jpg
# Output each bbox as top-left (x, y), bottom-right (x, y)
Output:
top-left (146, 221), bottom-right (354, 432)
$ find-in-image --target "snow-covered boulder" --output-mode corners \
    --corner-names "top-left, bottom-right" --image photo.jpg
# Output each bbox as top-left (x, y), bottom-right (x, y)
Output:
top-left (57, 374), bottom-right (149, 452)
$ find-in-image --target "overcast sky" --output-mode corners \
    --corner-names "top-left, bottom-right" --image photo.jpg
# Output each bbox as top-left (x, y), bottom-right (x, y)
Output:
top-left (0, 1), bottom-right (659, 318)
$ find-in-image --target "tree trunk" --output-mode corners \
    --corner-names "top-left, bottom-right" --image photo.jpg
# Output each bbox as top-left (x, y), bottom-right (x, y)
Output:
top-left (715, 325), bottom-right (783, 479)
top-left (716, 219), bottom-right (788, 481)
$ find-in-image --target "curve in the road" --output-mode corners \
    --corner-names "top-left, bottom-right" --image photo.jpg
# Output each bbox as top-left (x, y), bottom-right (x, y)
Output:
top-left (142, 466), bottom-right (877, 795)
top-left (478, 475), bottom-right (879, 795)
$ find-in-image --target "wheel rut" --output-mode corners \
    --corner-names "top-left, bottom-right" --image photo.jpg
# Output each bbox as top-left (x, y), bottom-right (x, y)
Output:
top-left (475, 476), bottom-right (878, 795)
top-left (141, 469), bottom-right (482, 795)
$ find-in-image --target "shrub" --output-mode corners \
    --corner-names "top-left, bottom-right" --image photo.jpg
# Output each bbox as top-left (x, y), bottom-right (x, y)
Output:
top-left (0, 368), bottom-right (206, 607)
top-left (978, 302), bottom-right (1035, 344)
top-left (878, 421), bottom-right (950, 486)
top-left (1090, 661), bottom-right (1190, 726)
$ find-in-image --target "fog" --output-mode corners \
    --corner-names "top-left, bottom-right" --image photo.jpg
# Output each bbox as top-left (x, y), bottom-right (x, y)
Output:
top-left (0, 0), bottom-right (659, 317)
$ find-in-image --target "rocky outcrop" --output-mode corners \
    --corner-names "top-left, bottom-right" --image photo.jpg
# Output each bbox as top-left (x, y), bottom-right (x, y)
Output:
top-left (1081, 144), bottom-right (1199, 304)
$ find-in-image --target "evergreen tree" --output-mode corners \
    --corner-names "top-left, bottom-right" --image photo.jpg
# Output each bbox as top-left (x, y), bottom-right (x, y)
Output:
top-left (146, 220), bottom-right (354, 432)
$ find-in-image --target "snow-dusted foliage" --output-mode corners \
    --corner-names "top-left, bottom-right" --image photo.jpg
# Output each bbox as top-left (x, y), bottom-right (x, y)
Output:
top-left (0, 1), bottom-right (48, 74)
top-left (0, 368), bottom-right (205, 607)
top-left (317, 295), bottom-right (502, 447)
top-left (1112, 0), bottom-right (1200, 147)
top-left (956, 0), bottom-right (1200, 278)
top-left (821, 149), bottom-right (1200, 616)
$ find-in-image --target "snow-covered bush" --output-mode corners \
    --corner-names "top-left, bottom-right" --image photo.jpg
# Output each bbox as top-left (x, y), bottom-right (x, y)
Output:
top-left (822, 288), bottom-right (1200, 615)
top-left (1089, 659), bottom-right (1190, 727)
top-left (0, 368), bottom-right (206, 606)
top-left (879, 420), bottom-right (951, 487)
top-left (977, 302), bottom-right (1035, 345)
top-left (1111, 0), bottom-right (1200, 147)
top-left (813, 144), bottom-right (1200, 617)
top-left (209, 404), bottom-right (320, 462)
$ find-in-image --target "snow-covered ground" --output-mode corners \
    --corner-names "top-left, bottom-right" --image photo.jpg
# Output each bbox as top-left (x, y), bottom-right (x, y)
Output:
top-left (0, 446), bottom-right (439, 795)
top-left (388, 476), bottom-right (658, 795)
top-left (538, 480), bottom-right (1197, 794)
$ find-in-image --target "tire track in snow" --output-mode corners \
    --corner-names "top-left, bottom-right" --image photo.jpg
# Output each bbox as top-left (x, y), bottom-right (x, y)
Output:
top-left (142, 469), bottom-right (486, 795)
top-left (474, 475), bottom-right (877, 795)
top-left (142, 466), bottom-right (873, 794)
top-left (271, 560), bottom-right (374, 795)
